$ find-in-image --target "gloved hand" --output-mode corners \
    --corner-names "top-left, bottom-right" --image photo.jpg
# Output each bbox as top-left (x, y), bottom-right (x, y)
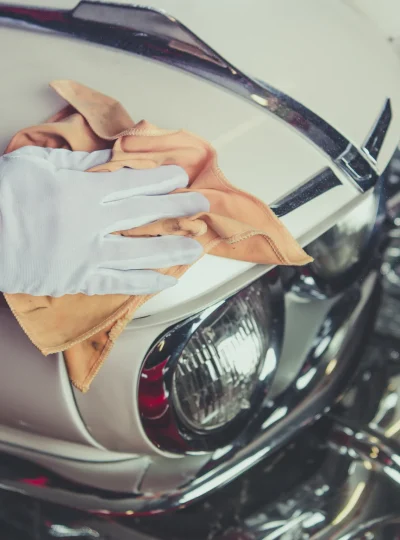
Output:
top-left (0, 146), bottom-right (209, 297)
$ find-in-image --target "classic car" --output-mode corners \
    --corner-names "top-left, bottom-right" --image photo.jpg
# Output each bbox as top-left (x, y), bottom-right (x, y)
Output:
top-left (0, 0), bottom-right (400, 538)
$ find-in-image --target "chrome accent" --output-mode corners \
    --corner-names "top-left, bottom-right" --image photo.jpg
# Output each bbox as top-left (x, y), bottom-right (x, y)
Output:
top-left (363, 98), bottom-right (392, 163)
top-left (218, 421), bottom-right (400, 540)
top-left (381, 237), bottom-right (400, 293)
top-left (329, 422), bottom-right (400, 484)
top-left (218, 434), bottom-right (400, 540)
top-left (0, 1), bottom-right (390, 192)
top-left (0, 274), bottom-right (378, 513)
top-left (336, 143), bottom-right (378, 187)
top-left (271, 168), bottom-right (342, 218)
top-left (216, 353), bottom-right (400, 539)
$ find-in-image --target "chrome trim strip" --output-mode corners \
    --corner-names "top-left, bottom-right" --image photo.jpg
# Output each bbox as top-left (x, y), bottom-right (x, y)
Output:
top-left (0, 275), bottom-right (378, 514)
top-left (271, 168), bottom-right (342, 218)
top-left (363, 99), bottom-right (392, 163)
top-left (0, 1), bottom-right (390, 192)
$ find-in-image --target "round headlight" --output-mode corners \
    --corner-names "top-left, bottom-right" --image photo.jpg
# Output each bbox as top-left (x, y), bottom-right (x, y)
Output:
top-left (172, 280), bottom-right (273, 432)
top-left (138, 274), bottom-right (282, 453)
top-left (306, 192), bottom-right (379, 280)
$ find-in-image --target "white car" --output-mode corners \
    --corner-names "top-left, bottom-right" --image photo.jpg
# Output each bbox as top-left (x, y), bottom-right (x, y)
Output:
top-left (0, 1), bottom-right (400, 538)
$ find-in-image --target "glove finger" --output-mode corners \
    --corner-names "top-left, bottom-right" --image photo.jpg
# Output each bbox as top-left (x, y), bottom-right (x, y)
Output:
top-left (100, 235), bottom-right (203, 270)
top-left (103, 192), bottom-right (210, 234)
top-left (86, 269), bottom-right (178, 296)
top-left (6, 147), bottom-right (112, 171)
top-left (94, 165), bottom-right (189, 203)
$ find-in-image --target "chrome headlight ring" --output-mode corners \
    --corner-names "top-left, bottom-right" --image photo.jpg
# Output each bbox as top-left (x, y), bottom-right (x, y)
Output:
top-left (138, 271), bottom-right (284, 454)
top-left (287, 176), bottom-right (387, 299)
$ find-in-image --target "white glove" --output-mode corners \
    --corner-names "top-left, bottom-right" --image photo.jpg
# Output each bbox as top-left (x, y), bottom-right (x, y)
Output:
top-left (0, 146), bottom-right (209, 297)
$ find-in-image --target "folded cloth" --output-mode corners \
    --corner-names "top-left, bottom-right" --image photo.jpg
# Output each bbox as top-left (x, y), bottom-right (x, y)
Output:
top-left (3, 80), bottom-right (312, 392)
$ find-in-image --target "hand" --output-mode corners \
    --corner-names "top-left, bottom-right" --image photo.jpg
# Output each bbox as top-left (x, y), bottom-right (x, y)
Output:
top-left (0, 147), bottom-right (209, 296)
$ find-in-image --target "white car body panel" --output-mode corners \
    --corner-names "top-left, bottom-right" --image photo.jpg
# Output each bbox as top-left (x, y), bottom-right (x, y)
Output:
top-left (131, 0), bottom-right (400, 165)
top-left (344, 0), bottom-right (400, 40)
top-left (2, 0), bottom-right (400, 318)
top-left (0, 0), bottom-right (399, 487)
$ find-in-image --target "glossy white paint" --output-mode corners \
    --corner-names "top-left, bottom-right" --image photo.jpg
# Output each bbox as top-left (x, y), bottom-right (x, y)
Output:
top-left (0, 0), bottom-right (398, 470)
top-left (0, 426), bottom-right (211, 492)
top-left (344, 0), bottom-right (400, 39)
top-left (0, 304), bottom-right (106, 449)
top-left (0, 432), bottom-right (150, 491)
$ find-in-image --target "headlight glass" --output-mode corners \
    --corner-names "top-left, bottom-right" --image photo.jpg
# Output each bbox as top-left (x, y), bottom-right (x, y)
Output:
top-left (172, 280), bottom-right (273, 432)
top-left (306, 193), bottom-right (378, 280)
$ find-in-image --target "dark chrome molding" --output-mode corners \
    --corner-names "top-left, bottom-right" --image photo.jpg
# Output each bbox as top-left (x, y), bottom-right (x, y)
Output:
top-left (363, 99), bottom-right (392, 163)
top-left (271, 168), bottom-right (342, 218)
top-left (0, 1), bottom-right (391, 192)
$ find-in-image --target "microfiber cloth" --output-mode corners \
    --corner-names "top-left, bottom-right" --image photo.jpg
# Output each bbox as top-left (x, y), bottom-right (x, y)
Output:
top-left (3, 81), bottom-right (312, 392)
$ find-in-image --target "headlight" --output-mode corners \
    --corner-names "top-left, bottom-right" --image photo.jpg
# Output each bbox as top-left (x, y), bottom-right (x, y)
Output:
top-left (307, 193), bottom-right (378, 280)
top-left (138, 274), bottom-right (283, 453)
top-left (172, 281), bottom-right (272, 432)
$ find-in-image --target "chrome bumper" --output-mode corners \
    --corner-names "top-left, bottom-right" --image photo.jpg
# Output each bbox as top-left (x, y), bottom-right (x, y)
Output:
top-left (216, 352), bottom-right (400, 539)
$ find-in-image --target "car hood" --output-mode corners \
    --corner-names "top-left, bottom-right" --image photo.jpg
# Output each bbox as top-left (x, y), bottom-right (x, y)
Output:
top-left (137, 0), bottom-right (400, 165)
top-left (1, 0), bottom-right (400, 318)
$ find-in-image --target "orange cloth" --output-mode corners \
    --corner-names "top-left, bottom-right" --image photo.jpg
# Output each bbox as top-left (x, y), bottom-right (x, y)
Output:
top-left (3, 81), bottom-right (312, 392)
